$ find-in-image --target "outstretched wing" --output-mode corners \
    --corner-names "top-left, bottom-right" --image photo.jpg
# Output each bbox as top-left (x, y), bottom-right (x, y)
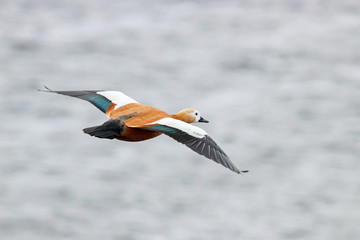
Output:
top-left (131, 118), bottom-right (247, 174)
top-left (40, 86), bottom-right (138, 114)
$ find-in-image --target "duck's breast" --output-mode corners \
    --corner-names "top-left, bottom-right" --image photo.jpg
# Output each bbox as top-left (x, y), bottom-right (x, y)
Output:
top-left (116, 127), bottom-right (162, 142)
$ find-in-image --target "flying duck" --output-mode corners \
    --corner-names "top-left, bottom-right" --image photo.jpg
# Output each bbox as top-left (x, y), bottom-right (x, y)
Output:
top-left (40, 87), bottom-right (247, 174)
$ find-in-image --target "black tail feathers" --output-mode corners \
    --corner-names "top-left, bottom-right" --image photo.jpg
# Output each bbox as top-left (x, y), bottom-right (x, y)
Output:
top-left (83, 125), bottom-right (119, 139)
top-left (83, 117), bottom-right (127, 140)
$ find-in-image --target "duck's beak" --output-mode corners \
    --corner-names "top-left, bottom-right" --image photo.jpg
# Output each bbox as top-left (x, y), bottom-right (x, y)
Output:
top-left (199, 117), bottom-right (209, 123)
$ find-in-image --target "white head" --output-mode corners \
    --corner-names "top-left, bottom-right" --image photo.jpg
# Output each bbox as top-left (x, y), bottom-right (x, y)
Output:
top-left (190, 109), bottom-right (209, 123)
top-left (174, 108), bottom-right (209, 123)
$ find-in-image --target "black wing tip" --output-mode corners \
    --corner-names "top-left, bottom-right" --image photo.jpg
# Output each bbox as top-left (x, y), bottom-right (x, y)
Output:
top-left (38, 86), bottom-right (105, 94)
top-left (38, 86), bottom-right (54, 92)
top-left (231, 168), bottom-right (249, 174)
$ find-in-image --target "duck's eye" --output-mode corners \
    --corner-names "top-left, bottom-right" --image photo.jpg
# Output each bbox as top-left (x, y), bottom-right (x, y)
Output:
top-left (195, 112), bottom-right (198, 116)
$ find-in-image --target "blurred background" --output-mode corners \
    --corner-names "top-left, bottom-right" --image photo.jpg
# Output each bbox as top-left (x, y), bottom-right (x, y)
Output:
top-left (0, 0), bottom-right (359, 239)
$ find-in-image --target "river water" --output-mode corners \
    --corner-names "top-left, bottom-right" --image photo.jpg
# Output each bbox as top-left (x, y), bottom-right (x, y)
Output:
top-left (0, 0), bottom-right (359, 239)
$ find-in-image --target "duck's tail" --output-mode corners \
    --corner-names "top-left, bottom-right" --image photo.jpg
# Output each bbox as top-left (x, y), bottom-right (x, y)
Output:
top-left (83, 125), bottom-right (118, 139)
top-left (83, 118), bottom-right (124, 139)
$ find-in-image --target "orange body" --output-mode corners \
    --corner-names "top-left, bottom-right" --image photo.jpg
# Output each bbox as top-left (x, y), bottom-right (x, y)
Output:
top-left (105, 103), bottom-right (170, 142)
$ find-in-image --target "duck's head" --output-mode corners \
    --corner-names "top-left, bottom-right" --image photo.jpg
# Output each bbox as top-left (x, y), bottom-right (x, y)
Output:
top-left (173, 108), bottom-right (209, 123)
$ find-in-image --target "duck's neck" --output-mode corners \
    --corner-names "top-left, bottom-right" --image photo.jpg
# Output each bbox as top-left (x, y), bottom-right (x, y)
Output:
top-left (171, 110), bottom-right (195, 123)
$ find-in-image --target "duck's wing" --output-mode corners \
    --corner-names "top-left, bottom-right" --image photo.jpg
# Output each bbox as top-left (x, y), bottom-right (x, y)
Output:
top-left (129, 117), bottom-right (247, 174)
top-left (39, 86), bottom-right (138, 114)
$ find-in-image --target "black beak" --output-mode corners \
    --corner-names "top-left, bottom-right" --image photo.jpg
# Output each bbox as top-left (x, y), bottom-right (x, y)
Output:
top-left (199, 117), bottom-right (209, 123)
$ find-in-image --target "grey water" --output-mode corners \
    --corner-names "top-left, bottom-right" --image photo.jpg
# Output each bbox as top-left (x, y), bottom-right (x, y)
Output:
top-left (0, 0), bottom-right (359, 239)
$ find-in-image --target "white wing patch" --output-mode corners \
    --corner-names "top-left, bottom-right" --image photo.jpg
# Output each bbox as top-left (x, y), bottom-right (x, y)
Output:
top-left (97, 91), bottom-right (138, 109)
top-left (146, 117), bottom-right (207, 138)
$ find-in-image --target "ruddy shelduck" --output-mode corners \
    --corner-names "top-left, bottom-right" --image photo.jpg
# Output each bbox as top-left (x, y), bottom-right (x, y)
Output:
top-left (41, 87), bottom-right (247, 174)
